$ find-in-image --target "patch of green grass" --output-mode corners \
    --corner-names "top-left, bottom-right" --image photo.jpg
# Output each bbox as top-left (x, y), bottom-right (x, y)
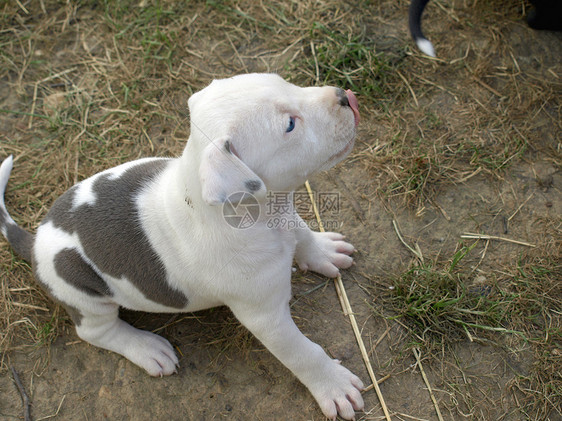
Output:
top-left (376, 245), bottom-right (561, 416)
top-left (383, 245), bottom-right (561, 351)
top-left (370, 115), bottom-right (530, 206)
top-left (468, 134), bottom-right (527, 172)
top-left (386, 152), bottom-right (433, 200)
top-left (299, 22), bottom-right (396, 99)
top-left (507, 259), bottom-right (562, 418)
top-left (386, 244), bottom-right (527, 346)
top-left (35, 314), bottom-right (58, 347)
top-left (205, 0), bottom-right (276, 31)
top-left (378, 132), bottom-right (459, 206)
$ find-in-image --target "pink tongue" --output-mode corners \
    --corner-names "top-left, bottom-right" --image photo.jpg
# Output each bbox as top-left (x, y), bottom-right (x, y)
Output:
top-left (345, 89), bottom-right (360, 125)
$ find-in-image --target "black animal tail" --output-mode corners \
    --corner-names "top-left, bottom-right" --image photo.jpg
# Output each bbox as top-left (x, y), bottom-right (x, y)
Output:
top-left (409, 0), bottom-right (436, 57)
top-left (0, 156), bottom-right (34, 262)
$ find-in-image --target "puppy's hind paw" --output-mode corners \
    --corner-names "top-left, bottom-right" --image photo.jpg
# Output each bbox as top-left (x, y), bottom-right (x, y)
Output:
top-left (78, 320), bottom-right (179, 377)
top-left (126, 330), bottom-right (180, 377)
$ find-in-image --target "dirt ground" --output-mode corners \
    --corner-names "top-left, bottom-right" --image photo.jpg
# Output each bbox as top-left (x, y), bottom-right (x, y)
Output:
top-left (1, 1), bottom-right (560, 420)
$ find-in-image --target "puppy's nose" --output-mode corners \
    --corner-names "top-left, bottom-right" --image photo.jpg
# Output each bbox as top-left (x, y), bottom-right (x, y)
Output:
top-left (335, 88), bottom-right (360, 126)
top-left (336, 88), bottom-right (350, 107)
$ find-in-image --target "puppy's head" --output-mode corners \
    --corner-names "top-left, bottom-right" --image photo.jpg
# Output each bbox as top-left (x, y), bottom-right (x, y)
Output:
top-left (189, 73), bottom-right (359, 204)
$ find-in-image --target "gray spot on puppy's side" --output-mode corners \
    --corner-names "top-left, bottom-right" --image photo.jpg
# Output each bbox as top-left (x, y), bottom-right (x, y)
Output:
top-left (54, 248), bottom-right (112, 297)
top-left (32, 268), bottom-right (84, 326)
top-left (43, 159), bottom-right (189, 309)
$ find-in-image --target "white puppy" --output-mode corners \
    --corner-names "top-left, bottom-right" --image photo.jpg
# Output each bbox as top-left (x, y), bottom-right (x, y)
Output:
top-left (0, 73), bottom-right (363, 420)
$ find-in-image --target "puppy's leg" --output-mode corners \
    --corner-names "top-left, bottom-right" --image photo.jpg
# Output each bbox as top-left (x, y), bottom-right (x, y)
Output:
top-left (230, 301), bottom-right (364, 420)
top-left (294, 214), bottom-right (355, 278)
top-left (39, 245), bottom-right (178, 377)
top-left (75, 306), bottom-right (179, 377)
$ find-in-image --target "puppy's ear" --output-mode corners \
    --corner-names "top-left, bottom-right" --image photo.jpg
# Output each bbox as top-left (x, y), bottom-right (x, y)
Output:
top-left (199, 137), bottom-right (266, 206)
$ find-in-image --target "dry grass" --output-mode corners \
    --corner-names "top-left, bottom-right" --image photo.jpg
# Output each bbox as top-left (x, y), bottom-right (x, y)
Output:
top-left (1, 0), bottom-right (561, 419)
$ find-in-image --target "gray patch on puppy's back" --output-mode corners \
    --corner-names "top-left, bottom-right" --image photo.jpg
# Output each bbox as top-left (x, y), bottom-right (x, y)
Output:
top-left (43, 159), bottom-right (188, 309)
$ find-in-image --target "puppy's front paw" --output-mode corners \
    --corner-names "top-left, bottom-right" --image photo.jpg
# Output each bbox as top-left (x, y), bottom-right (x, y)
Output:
top-left (296, 232), bottom-right (354, 278)
top-left (309, 360), bottom-right (364, 420)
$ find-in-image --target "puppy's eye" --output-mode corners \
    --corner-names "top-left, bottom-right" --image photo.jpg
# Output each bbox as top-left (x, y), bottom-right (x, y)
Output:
top-left (286, 116), bottom-right (296, 133)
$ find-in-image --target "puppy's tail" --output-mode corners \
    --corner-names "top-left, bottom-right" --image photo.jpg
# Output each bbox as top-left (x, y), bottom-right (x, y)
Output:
top-left (0, 156), bottom-right (34, 262)
top-left (409, 0), bottom-right (436, 57)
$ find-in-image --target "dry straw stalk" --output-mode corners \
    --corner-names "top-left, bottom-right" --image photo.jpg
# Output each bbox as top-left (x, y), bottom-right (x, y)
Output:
top-left (305, 180), bottom-right (392, 421)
